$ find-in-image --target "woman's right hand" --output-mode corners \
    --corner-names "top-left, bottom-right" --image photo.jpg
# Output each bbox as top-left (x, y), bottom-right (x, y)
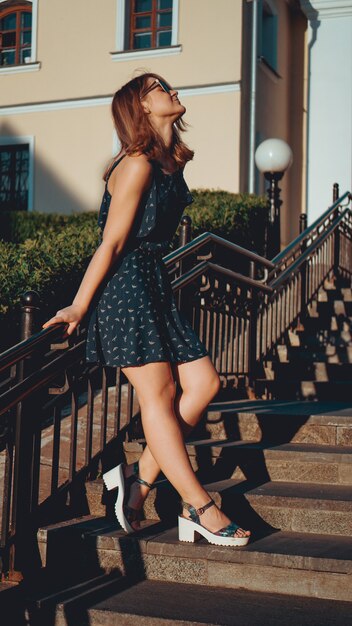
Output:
top-left (42, 304), bottom-right (86, 336)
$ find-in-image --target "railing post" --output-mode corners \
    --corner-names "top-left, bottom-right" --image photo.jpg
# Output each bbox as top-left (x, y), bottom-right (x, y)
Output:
top-left (298, 213), bottom-right (308, 326)
top-left (9, 291), bottom-right (41, 580)
top-left (178, 215), bottom-right (192, 248)
top-left (333, 183), bottom-right (340, 283)
top-left (333, 183), bottom-right (339, 203)
top-left (299, 213), bottom-right (307, 234)
top-left (248, 261), bottom-right (258, 393)
top-left (177, 216), bottom-right (193, 313)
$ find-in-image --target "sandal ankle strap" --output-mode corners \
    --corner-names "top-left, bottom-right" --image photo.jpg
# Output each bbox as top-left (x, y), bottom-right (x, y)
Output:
top-left (126, 461), bottom-right (154, 490)
top-left (181, 498), bottom-right (215, 523)
top-left (135, 476), bottom-right (154, 489)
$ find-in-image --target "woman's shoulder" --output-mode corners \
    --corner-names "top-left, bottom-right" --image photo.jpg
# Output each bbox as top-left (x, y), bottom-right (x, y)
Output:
top-left (108, 152), bottom-right (153, 195)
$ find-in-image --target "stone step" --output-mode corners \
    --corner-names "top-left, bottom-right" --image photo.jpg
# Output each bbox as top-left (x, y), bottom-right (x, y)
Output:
top-left (29, 577), bottom-right (352, 625)
top-left (255, 379), bottom-right (352, 401)
top-left (85, 475), bottom-right (352, 537)
top-left (121, 440), bottom-right (352, 486)
top-left (134, 400), bottom-right (352, 447)
top-left (37, 516), bottom-right (352, 602)
top-left (288, 330), bottom-right (352, 349)
top-left (264, 361), bottom-right (352, 381)
top-left (282, 344), bottom-right (352, 363)
top-left (304, 313), bottom-right (351, 332)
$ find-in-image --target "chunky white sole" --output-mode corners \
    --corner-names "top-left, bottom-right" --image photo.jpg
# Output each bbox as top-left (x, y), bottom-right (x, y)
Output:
top-left (178, 516), bottom-right (249, 547)
top-left (102, 464), bottom-right (134, 534)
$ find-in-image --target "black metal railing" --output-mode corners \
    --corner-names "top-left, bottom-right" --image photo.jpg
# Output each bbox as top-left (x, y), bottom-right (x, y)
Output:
top-left (0, 187), bottom-right (351, 580)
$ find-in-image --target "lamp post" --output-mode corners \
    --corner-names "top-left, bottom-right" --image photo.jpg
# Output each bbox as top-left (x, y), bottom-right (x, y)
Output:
top-left (255, 138), bottom-right (293, 257)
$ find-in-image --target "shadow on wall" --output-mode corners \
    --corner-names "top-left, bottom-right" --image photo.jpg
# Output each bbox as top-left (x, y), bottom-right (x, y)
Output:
top-left (0, 120), bottom-right (97, 215)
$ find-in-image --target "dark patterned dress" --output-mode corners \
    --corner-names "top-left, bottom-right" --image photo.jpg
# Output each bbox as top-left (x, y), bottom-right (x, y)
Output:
top-left (85, 156), bottom-right (209, 367)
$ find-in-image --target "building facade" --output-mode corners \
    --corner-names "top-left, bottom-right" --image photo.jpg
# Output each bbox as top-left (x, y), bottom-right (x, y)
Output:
top-left (0, 0), bottom-right (318, 250)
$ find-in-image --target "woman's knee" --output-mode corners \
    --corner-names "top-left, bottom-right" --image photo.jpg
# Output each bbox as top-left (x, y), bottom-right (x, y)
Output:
top-left (182, 369), bottom-right (221, 403)
top-left (138, 376), bottom-right (176, 410)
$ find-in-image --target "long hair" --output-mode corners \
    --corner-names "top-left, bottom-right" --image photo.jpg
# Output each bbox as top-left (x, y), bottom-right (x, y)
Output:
top-left (103, 72), bottom-right (194, 180)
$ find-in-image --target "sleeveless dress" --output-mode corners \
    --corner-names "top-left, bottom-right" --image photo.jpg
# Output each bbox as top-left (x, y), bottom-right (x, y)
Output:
top-left (85, 156), bottom-right (209, 368)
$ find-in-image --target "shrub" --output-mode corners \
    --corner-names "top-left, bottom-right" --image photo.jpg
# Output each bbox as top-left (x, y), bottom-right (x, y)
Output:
top-left (0, 190), bottom-right (268, 350)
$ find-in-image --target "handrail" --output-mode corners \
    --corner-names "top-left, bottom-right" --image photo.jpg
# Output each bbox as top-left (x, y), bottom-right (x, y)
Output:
top-left (0, 324), bottom-right (68, 376)
top-left (269, 207), bottom-right (351, 289)
top-left (171, 259), bottom-right (273, 293)
top-left (271, 191), bottom-right (351, 265)
top-left (164, 231), bottom-right (275, 270)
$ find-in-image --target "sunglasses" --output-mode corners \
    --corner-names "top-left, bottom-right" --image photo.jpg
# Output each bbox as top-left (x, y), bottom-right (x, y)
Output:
top-left (140, 78), bottom-right (172, 99)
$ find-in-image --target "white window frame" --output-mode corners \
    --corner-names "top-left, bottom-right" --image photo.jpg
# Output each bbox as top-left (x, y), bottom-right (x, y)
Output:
top-left (0, 0), bottom-right (40, 75)
top-left (0, 135), bottom-right (35, 211)
top-left (111, 0), bottom-right (181, 62)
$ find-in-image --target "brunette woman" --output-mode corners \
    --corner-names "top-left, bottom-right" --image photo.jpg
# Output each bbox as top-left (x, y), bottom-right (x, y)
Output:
top-left (42, 73), bottom-right (250, 547)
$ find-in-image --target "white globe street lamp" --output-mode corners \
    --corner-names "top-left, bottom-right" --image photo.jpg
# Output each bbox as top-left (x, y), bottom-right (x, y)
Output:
top-left (255, 138), bottom-right (293, 256)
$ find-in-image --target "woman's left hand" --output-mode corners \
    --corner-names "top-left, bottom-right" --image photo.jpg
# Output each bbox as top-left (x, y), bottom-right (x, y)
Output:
top-left (42, 304), bottom-right (85, 336)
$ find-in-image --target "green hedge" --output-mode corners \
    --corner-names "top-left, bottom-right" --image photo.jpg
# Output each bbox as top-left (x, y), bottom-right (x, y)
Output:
top-left (0, 190), bottom-right (268, 351)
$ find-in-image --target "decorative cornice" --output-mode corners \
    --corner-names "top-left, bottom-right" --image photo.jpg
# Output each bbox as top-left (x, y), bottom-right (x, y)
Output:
top-left (0, 83), bottom-right (241, 115)
top-left (300, 0), bottom-right (352, 19)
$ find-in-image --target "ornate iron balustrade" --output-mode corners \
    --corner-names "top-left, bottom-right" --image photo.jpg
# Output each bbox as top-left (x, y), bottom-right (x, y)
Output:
top-left (0, 188), bottom-right (351, 581)
top-left (258, 190), bottom-right (352, 360)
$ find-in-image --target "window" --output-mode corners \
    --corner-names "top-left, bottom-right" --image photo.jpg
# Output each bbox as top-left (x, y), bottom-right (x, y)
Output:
top-left (0, 143), bottom-right (30, 211)
top-left (258, 1), bottom-right (278, 73)
top-left (126, 0), bottom-right (173, 50)
top-left (113, 0), bottom-right (180, 60)
top-left (0, 1), bottom-right (32, 67)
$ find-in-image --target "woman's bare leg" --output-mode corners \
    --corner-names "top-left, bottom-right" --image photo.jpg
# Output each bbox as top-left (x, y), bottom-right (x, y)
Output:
top-left (123, 356), bottom-right (219, 518)
top-left (122, 359), bottom-right (250, 537)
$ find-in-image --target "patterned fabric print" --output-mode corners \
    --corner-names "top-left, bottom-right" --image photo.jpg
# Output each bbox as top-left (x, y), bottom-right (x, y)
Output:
top-left (85, 160), bottom-right (209, 368)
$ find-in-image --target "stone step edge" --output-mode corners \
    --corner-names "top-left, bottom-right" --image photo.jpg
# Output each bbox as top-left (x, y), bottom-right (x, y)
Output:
top-left (30, 577), bottom-right (352, 624)
top-left (85, 478), bottom-right (352, 513)
top-left (37, 516), bottom-right (352, 581)
top-left (206, 400), bottom-right (352, 421)
top-left (123, 439), bottom-right (352, 461)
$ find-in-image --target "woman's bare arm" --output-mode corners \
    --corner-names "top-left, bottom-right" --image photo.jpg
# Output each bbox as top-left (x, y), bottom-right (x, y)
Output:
top-left (42, 155), bottom-right (152, 334)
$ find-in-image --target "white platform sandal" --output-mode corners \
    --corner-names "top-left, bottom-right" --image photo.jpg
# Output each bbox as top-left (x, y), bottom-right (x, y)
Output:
top-left (178, 498), bottom-right (250, 547)
top-left (103, 461), bottom-right (154, 534)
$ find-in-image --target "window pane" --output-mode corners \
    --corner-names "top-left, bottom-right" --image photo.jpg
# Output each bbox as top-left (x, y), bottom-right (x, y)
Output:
top-left (21, 11), bottom-right (32, 28)
top-left (157, 11), bottom-right (172, 27)
top-left (133, 32), bottom-right (152, 49)
top-left (2, 31), bottom-right (16, 47)
top-left (135, 0), bottom-right (152, 13)
top-left (21, 47), bottom-right (31, 63)
top-left (157, 30), bottom-right (171, 46)
top-left (21, 30), bottom-right (32, 45)
top-left (0, 145), bottom-right (29, 211)
top-left (2, 13), bottom-right (17, 31)
top-left (135, 15), bottom-right (151, 29)
top-left (158, 0), bottom-right (173, 9)
top-left (0, 50), bottom-right (16, 66)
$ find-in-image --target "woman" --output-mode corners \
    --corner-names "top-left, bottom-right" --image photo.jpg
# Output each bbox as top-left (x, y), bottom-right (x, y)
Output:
top-left (42, 73), bottom-right (250, 547)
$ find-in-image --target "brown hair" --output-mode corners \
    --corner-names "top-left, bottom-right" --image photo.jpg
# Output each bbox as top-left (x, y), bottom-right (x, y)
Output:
top-left (103, 72), bottom-right (194, 180)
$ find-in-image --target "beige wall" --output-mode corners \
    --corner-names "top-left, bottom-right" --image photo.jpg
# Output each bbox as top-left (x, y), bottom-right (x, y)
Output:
top-left (0, 0), bottom-right (242, 106)
top-left (0, 0), bottom-right (307, 253)
top-left (0, 89), bottom-right (241, 214)
top-left (180, 91), bottom-right (241, 192)
top-left (255, 1), bottom-right (307, 248)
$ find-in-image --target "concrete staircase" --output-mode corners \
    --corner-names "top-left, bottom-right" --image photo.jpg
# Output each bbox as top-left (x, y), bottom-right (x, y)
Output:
top-left (256, 283), bottom-right (352, 401)
top-left (30, 395), bottom-right (352, 624)
top-left (13, 282), bottom-right (352, 624)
